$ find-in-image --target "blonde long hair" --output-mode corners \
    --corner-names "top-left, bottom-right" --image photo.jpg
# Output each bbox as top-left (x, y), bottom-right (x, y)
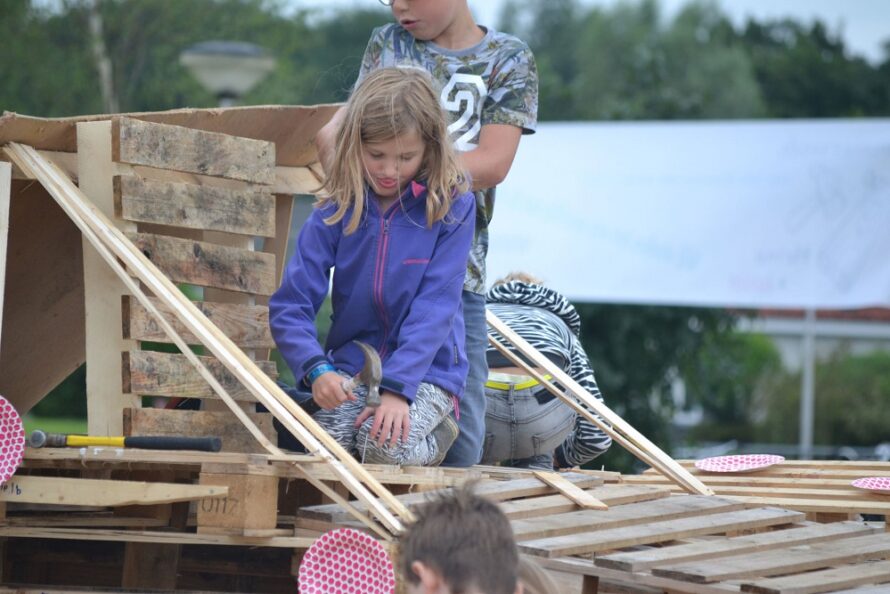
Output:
top-left (318, 67), bottom-right (469, 234)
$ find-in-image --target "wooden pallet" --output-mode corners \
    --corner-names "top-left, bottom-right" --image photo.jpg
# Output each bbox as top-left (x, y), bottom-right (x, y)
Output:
top-left (623, 460), bottom-right (890, 519)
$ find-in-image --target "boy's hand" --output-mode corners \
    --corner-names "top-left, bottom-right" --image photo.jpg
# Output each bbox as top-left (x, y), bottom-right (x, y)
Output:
top-left (354, 391), bottom-right (410, 448)
top-left (312, 372), bottom-right (357, 410)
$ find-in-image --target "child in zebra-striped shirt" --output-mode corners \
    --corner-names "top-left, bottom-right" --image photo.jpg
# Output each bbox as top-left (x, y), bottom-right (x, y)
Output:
top-left (483, 273), bottom-right (612, 469)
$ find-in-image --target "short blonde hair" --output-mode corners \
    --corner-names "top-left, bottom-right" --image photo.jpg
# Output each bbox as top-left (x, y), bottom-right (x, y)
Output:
top-left (318, 67), bottom-right (469, 234)
top-left (492, 271), bottom-right (545, 287)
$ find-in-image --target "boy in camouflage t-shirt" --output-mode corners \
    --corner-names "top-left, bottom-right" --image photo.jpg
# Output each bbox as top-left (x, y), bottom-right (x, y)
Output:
top-left (317, 0), bottom-right (538, 467)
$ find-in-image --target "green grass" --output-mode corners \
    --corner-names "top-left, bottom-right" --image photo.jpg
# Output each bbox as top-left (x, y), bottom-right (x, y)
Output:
top-left (23, 415), bottom-right (88, 437)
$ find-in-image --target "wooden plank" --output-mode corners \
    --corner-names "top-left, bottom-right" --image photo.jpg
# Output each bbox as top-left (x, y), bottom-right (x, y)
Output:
top-left (597, 521), bottom-right (879, 572)
top-left (741, 559), bottom-right (890, 594)
top-left (534, 471), bottom-right (608, 510)
top-left (518, 507), bottom-right (805, 558)
top-left (499, 484), bottom-right (671, 520)
top-left (0, 162), bottom-right (9, 350)
top-left (123, 407), bottom-right (276, 454)
top-left (78, 121), bottom-right (140, 435)
top-left (511, 495), bottom-right (745, 541)
top-left (624, 473), bottom-right (874, 491)
top-left (538, 556), bottom-right (742, 594)
top-left (298, 472), bottom-right (603, 523)
top-left (654, 532), bottom-right (890, 583)
top-left (23, 446), bottom-right (315, 468)
top-left (126, 230), bottom-right (276, 295)
top-left (197, 467), bottom-right (278, 535)
top-left (112, 117), bottom-right (275, 184)
top-left (114, 175), bottom-right (275, 237)
top-left (123, 295), bottom-right (274, 349)
top-left (123, 350), bottom-right (277, 401)
top-left (0, 525), bottom-right (316, 548)
top-left (0, 475), bottom-right (226, 506)
top-left (724, 496), bottom-right (890, 516)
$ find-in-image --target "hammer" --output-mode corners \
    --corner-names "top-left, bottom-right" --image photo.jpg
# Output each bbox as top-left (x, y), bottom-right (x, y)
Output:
top-left (342, 341), bottom-right (383, 408)
top-left (30, 430), bottom-right (222, 452)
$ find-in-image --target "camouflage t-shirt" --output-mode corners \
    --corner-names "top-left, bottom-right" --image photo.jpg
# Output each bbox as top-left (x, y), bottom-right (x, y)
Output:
top-left (358, 24), bottom-right (538, 294)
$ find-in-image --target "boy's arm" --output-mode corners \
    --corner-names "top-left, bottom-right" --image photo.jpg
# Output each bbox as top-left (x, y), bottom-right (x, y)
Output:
top-left (459, 123), bottom-right (523, 191)
top-left (315, 106), bottom-right (346, 175)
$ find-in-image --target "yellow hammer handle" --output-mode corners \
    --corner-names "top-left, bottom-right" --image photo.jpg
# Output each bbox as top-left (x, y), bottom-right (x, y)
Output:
top-left (64, 435), bottom-right (126, 447)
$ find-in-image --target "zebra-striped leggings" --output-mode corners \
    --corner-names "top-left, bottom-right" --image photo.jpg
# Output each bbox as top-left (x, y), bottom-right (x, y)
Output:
top-left (311, 374), bottom-right (455, 466)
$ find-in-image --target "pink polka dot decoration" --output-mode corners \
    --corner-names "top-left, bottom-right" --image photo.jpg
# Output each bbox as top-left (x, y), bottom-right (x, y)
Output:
top-left (851, 477), bottom-right (890, 494)
top-left (0, 395), bottom-right (26, 485)
top-left (298, 528), bottom-right (395, 594)
top-left (694, 454), bottom-right (784, 473)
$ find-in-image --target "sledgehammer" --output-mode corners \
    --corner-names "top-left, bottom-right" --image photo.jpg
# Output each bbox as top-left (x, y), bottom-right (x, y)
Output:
top-left (29, 430), bottom-right (222, 452)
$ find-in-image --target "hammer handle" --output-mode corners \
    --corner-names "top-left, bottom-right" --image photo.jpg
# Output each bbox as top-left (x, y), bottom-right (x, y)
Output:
top-left (61, 435), bottom-right (221, 452)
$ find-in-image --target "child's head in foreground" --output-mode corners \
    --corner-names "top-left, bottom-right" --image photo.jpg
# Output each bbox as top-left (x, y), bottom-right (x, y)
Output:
top-left (399, 484), bottom-right (520, 594)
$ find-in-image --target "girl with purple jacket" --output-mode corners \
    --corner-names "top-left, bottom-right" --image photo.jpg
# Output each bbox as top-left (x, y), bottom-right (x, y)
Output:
top-left (270, 67), bottom-right (474, 466)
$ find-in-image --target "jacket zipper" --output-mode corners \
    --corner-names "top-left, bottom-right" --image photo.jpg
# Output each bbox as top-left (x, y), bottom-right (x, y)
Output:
top-left (373, 210), bottom-right (397, 359)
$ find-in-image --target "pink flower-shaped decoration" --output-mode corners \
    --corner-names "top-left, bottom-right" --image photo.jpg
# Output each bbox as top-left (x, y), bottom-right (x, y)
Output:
top-left (0, 395), bottom-right (25, 484)
top-left (694, 454), bottom-right (784, 473)
top-left (298, 528), bottom-right (395, 594)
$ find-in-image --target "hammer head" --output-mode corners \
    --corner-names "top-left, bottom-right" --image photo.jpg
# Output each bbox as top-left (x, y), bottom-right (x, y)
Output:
top-left (353, 341), bottom-right (383, 407)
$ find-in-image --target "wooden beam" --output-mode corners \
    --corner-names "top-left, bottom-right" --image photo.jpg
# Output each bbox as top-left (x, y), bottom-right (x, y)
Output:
top-left (123, 295), bottom-right (274, 349)
top-left (114, 175), bottom-right (276, 237)
top-left (77, 121), bottom-right (140, 436)
top-left (0, 526), bottom-right (317, 548)
top-left (487, 311), bottom-right (714, 496)
top-left (0, 162), bottom-right (9, 350)
top-left (0, 475), bottom-right (227, 506)
top-left (741, 558), bottom-right (890, 594)
top-left (123, 350), bottom-right (277, 402)
top-left (7, 142), bottom-right (410, 535)
top-left (112, 117), bottom-right (275, 184)
top-left (126, 231), bottom-right (276, 295)
top-left (533, 471), bottom-right (608, 511)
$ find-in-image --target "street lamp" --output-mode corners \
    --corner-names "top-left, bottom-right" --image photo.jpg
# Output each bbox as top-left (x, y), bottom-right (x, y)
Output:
top-left (179, 41), bottom-right (276, 107)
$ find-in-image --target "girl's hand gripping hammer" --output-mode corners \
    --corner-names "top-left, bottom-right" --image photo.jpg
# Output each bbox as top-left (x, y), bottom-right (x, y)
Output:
top-left (341, 341), bottom-right (383, 408)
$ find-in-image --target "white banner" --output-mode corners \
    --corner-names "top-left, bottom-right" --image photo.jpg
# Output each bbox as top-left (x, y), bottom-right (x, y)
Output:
top-left (489, 119), bottom-right (890, 309)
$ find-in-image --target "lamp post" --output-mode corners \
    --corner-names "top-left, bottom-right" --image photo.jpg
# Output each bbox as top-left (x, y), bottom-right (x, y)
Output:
top-left (179, 41), bottom-right (276, 107)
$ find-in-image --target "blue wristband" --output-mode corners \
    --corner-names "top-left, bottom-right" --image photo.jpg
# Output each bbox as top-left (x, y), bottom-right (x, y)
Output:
top-left (306, 363), bottom-right (336, 385)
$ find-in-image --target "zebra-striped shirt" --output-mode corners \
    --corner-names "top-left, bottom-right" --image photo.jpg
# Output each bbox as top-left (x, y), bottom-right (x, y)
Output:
top-left (486, 281), bottom-right (612, 467)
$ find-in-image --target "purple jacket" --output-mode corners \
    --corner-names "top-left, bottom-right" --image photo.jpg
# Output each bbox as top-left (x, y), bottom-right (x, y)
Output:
top-left (270, 181), bottom-right (475, 403)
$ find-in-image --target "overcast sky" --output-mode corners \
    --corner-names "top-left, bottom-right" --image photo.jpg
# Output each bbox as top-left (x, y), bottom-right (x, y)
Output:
top-left (293, 0), bottom-right (889, 64)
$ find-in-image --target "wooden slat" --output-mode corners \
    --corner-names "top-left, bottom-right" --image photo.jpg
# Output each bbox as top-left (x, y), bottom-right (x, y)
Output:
top-left (0, 475), bottom-right (226, 506)
top-left (114, 175), bottom-right (275, 237)
top-left (112, 117), bottom-right (275, 184)
top-left (123, 408), bottom-right (276, 454)
top-left (518, 507), bottom-right (805, 558)
top-left (126, 231), bottom-right (276, 295)
top-left (123, 350), bottom-right (276, 401)
top-left (0, 526), bottom-right (315, 548)
top-left (299, 473), bottom-right (603, 523)
top-left (79, 121), bottom-right (141, 436)
top-left (741, 559), bottom-right (890, 594)
top-left (533, 470), bottom-right (608, 510)
top-left (596, 521), bottom-right (879, 572)
top-left (0, 162), bottom-right (9, 350)
top-left (511, 495), bottom-right (745, 540)
top-left (727, 496), bottom-right (890, 516)
top-left (625, 473), bottom-right (872, 490)
top-left (664, 462), bottom-right (890, 480)
top-left (653, 532), bottom-right (890, 583)
top-left (499, 484), bottom-right (670, 520)
top-left (123, 295), bottom-right (274, 349)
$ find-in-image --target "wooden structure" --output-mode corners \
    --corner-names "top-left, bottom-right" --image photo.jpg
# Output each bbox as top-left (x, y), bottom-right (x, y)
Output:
top-left (2, 108), bottom-right (890, 592)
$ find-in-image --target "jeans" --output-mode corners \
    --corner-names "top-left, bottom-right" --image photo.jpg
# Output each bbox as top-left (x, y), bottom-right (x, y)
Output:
top-left (481, 382), bottom-right (574, 470)
top-left (441, 290), bottom-right (487, 467)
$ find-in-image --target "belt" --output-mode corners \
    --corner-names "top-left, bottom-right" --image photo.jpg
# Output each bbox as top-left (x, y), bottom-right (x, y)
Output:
top-left (485, 372), bottom-right (552, 391)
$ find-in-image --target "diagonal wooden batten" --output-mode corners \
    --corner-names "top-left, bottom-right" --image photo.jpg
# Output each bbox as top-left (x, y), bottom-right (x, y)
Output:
top-left (486, 334), bottom-right (659, 472)
top-left (486, 310), bottom-right (713, 496)
top-left (6, 142), bottom-right (411, 534)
